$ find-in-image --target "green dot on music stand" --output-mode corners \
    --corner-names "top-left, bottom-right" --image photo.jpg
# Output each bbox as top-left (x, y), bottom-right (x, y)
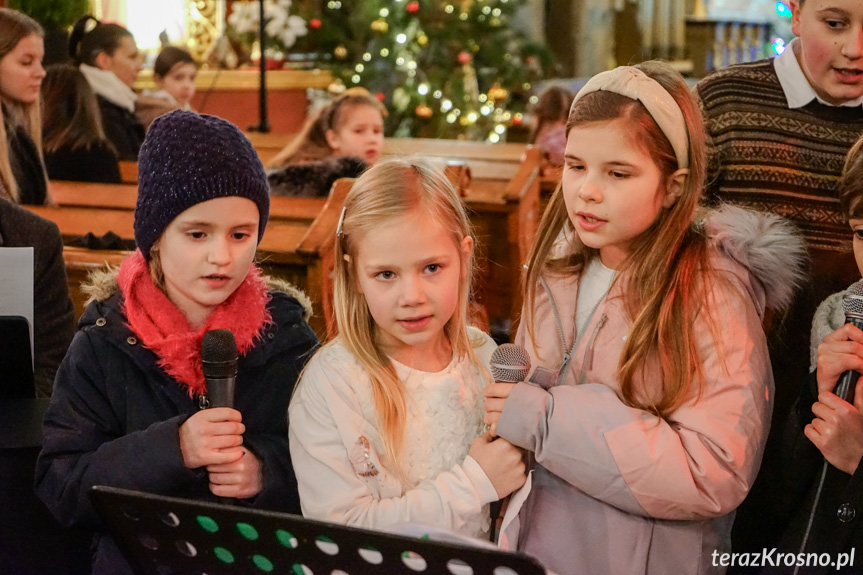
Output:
top-left (276, 529), bottom-right (298, 549)
top-left (196, 515), bottom-right (218, 533)
top-left (214, 546), bottom-right (234, 564)
top-left (252, 554), bottom-right (274, 572)
top-left (237, 522), bottom-right (259, 540)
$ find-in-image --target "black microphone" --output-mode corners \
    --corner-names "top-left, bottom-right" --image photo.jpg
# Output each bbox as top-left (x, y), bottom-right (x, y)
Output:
top-left (201, 329), bottom-right (239, 506)
top-left (202, 329), bottom-right (238, 408)
top-left (835, 280), bottom-right (863, 402)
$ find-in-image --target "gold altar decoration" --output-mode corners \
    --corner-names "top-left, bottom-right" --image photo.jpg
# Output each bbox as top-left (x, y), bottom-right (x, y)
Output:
top-left (186, 0), bottom-right (222, 63)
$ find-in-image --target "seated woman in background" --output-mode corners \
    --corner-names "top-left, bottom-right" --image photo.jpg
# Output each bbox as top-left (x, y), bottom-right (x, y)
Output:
top-left (137, 46), bottom-right (197, 129)
top-left (69, 15), bottom-right (145, 160)
top-left (0, 8), bottom-right (48, 205)
top-left (267, 87), bottom-right (385, 197)
top-left (0, 190), bottom-right (76, 397)
top-left (528, 85), bottom-right (573, 167)
top-left (41, 64), bottom-right (121, 184)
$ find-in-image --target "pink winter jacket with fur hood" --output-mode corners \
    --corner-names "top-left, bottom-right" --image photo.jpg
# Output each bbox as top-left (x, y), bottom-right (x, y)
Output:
top-left (496, 206), bottom-right (806, 575)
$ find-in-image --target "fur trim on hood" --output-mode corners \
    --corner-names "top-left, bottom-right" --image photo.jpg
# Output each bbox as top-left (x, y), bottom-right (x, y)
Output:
top-left (703, 204), bottom-right (807, 313)
top-left (810, 291), bottom-right (845, 372)
top-left (267, 156), bottom-right (368, 198)
top-left (82, 263), bottom-right (313, 321)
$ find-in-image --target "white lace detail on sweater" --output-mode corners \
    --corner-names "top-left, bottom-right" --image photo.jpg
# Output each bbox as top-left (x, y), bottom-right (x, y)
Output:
top-left (352, 352), bottom-right (490, 537)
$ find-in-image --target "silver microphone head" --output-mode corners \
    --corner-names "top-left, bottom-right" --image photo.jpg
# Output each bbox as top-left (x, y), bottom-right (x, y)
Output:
top-left (489, 343), bottom-right (531, 383)
top-left (843, 279), bottom-right (863, 320)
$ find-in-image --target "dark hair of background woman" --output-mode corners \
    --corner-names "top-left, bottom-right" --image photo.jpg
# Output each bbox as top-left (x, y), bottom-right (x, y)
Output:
top-left (68, 15), bottom-right (131, 66)
top-left (41, 63), bottom-right (113, 153)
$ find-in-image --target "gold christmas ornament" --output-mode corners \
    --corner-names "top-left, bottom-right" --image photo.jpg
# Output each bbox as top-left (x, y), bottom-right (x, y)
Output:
top-left (415, 104), bottom-right (433, 118)
top-left (334, 45), bottom-right (348, 59)
top-left (417, 33), bottom-right (428, 46)
top-left (487, 84), bottom-right (508, 101)
top-left (371, 18), bottom-right (389, 33)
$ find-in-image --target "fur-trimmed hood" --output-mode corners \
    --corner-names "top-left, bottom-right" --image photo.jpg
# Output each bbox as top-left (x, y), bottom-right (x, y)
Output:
top-left (703, 204), bottom-right (807, 314)
top-left (267, 156), bottom-right (368, 198)
top-left (82, 264), bottom-right (313, 322)
top-left (810, 291), bottom-right (845, 372)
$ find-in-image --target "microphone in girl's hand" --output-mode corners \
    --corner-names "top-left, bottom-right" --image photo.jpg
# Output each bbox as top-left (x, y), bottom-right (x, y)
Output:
top-left (836, 279), bottom-right (863, 402)
top-left (201, 329), bottom-right (238, 409)
top-left (490, 344), bottom-right (530, 383)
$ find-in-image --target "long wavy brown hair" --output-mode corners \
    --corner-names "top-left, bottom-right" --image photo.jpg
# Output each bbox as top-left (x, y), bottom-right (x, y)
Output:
top-left (523, 61), bottom-right (728, 419)
top-left (0, 8), bottom-right (44, 202)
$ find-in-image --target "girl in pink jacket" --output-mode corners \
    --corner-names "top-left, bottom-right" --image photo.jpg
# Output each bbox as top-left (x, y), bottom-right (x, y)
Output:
top-left (484, 61), bottom-right (806, 574)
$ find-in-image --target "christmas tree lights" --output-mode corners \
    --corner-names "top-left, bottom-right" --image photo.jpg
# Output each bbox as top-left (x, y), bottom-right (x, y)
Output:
top-left (292, 0), bottom-right (553, 140)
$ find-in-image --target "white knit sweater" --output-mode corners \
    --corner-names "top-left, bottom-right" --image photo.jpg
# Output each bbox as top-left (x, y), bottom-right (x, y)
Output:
top-left (289, 326), bottom-right (498, 539)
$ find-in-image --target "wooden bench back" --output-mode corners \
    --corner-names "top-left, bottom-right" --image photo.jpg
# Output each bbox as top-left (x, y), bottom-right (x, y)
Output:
top-left (49, 181), bottom-right (138, 210)
top-left (383, 138), bottom-right (527, 181)
top-left (118, 161), bottom-right (138, 184)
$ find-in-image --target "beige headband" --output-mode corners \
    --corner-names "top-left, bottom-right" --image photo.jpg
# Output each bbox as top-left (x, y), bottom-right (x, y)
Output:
top-left (571, 66), bottom-right (689, 169)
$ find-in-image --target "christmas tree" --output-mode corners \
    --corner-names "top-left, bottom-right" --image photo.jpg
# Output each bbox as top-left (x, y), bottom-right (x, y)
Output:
top-left (293, 0), bottom-right (553, 140)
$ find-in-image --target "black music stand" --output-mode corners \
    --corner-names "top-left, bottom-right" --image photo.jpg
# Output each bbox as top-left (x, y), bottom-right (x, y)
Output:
top-left (0, 315), bottom-right (34, 399)
top-left (90, 485), bottom-right (546, 575)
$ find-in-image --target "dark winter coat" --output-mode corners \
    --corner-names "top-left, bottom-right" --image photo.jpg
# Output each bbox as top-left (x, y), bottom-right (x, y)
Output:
top-left (267, 156), bottom-right (367, 198)
top-left (34, 272), bottom-right (319, 575)
top-left (762, 372), bottom-right (863, 574)
top-left (0, 198), bottom-right (75, 397)
top-left (7, 123), bottom-right (47, 205)
top-left (45, 140), bottom-right (122, 184)
top-left (754, 292), bottom-right (863, 574)
top-left (97, 95), bottom-right (145, 161)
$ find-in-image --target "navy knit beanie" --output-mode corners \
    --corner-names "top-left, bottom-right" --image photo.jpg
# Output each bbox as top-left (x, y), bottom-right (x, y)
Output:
top-left (135, 110), bottom-right (270, 260)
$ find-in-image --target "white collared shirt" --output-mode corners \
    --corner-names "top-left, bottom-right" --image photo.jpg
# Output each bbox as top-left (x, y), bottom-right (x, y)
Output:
top-left (774, 38), bottom-right (863, 108)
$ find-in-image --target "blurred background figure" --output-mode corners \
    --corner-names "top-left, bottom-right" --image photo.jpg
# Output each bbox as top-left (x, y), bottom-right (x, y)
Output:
top-left (528, 85), bottom-right (574, 167)
top-left (41, 63), bottom-right (121, 183)
top-left (137, 45), bottom-right (197, 129)
top-left (69, 15), bottom-right (144, 160)
top-left (0, 7), bottom-right (47, 205)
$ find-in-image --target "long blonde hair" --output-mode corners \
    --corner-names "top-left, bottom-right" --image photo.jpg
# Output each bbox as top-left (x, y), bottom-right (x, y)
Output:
top-left (524, 60), bottom-right (720, 419)
top-left (332, 157), bottom-right (480, 472)
top-left (0, 8), bottom-right (43, 202)
top-left (268, 88), bottom-right (387, 168)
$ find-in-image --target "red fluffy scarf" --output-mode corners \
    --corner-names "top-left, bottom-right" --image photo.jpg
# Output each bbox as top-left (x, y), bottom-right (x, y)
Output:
top-left (116, 251), bottom-right (272, 397)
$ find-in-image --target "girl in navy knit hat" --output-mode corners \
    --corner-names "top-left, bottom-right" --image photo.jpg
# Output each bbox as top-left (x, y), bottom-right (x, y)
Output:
top-left (35, 110), bottom-right (319, 575)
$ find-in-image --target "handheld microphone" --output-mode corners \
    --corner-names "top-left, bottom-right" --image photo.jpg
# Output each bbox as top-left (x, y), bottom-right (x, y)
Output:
top-left (835, 280), bottom-right (863, 402)
top-left (202, 329), bottom-right (238, 408)
top-left (487, 344), bottom-right (531, 542)
top-left (201, 330), bottom-right (239, 506)
top-left (490, 343), bottom-right (531, 383)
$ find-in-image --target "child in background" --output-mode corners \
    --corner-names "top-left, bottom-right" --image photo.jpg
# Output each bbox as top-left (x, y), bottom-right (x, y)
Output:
top-left (764, 135), bottom-right (863, 573)
top-left (0, 8), bottom-right (47, 205)
top-left (484, 61), bottom-right (805, 575)
top-left (136, 46), bottom-right (198, 129)
top-left (289, 158), bottom-right (525, 538)
top-left (267, 88), bottom-right (385, 197)
top-left (35, 110), bottom-right (319, 575)
top-left (152, 46), bottom-right (197, 109)
top-left (529, 85), bottom-right (574, 167)
top-left (41, 64), bottom-right (122, 183)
